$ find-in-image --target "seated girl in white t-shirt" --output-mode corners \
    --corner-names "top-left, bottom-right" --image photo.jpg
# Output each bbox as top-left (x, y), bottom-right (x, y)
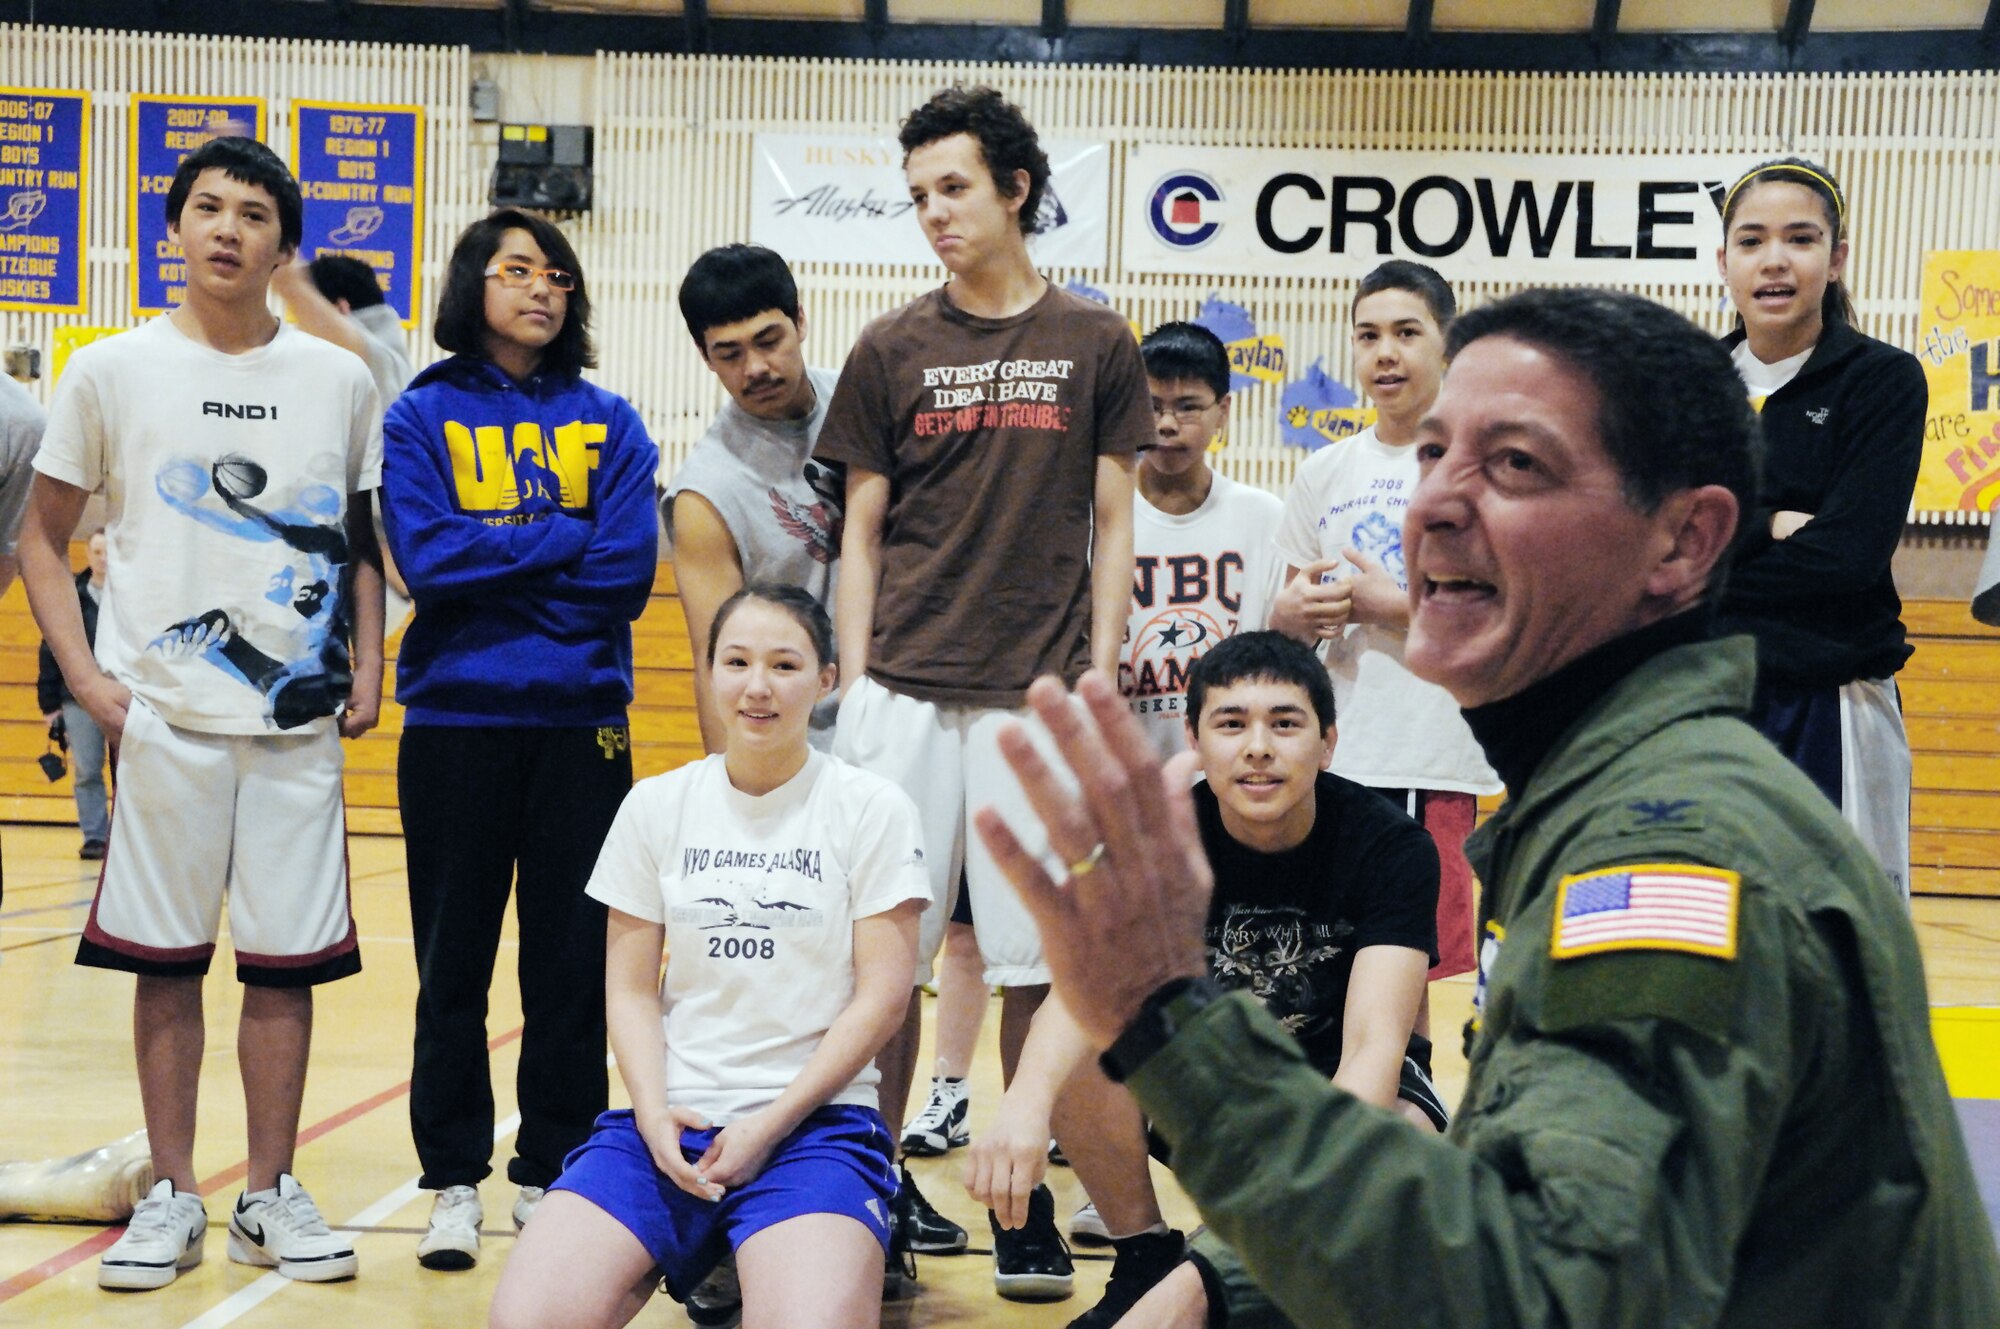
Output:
top-left (490, 584), bottom-right (930, 1329)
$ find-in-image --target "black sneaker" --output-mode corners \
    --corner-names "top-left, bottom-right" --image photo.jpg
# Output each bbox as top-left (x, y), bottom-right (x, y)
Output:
top-left (883, 1223), bottom-right (919, 1301)
top-left (894, 1163), bottom-right (968, 1254)
top-left (685, 1251), bottom-right (742, 1328)
top-left (991, 1183), bottom-right (1073, 1302)
top-left (1065, 1229), bottom-right (1185, 1328)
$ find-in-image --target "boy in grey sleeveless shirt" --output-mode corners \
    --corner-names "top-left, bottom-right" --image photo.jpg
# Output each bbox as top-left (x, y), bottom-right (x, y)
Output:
top-left (664, 245), bottom-right (844, 751)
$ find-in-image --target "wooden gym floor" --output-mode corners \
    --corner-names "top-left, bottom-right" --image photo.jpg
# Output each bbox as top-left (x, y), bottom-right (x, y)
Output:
top-left (1, 821), bottom-right (1996, 1328)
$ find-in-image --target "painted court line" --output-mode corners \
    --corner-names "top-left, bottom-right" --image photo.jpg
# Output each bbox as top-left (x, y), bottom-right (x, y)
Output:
top-left (175, 1112), bottom-right (524, 1329)
top-left (0, 1025), bottom-right (526, 1307)
top-left (174, 1049), bottom-right (618, 1328)
top-left (0, 896), bottom-right (91, 921)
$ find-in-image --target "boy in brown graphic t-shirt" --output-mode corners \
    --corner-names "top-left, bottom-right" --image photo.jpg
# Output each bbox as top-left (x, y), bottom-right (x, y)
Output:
top-left (813, 85), bottom-right (1150, 1303)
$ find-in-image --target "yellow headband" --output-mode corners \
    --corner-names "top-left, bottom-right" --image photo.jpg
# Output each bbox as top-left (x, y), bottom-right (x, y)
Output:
top-left (1724, 163), bottom-right (1846, 229)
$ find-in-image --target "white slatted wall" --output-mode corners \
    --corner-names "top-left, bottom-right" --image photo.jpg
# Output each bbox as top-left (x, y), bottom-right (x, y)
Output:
top-left (7, 28), bottom-right (2000, 513)
top-left (0, 24), bottom-right (474, 393)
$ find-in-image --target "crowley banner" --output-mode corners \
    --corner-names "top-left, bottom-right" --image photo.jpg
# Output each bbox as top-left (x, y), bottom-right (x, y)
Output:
top-left (751, 134), bottom-right (1109, 269)
top-left (130, 96), bottom-right (267, 315)
top-left (1124, 145), bottom-right (1766, 284)
top-left (291, 101), bottom-right (424, 325)
top-left (0, 87), bottom-right (88, 313)
top-left (1914, 251), bottom-right (2000, 516)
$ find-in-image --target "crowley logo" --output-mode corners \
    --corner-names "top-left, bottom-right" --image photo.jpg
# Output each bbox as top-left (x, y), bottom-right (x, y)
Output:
top-left (1147, 171), bottom-right (1224, 250)
top-left (202, 401), bottom-right (277, 420)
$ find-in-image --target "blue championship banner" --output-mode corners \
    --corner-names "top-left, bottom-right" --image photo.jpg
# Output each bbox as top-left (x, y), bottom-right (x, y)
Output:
top-left (0, 87), bottom-right (88, 313)
top-left (290, 101), bottom-right (424, 325)
top-left (129, 97), bottom-right (267, 315)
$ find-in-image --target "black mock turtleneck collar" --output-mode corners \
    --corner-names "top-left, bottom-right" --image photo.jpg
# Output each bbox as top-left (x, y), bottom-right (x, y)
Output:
top-left (1462, 607), bottom-right (1714, 798)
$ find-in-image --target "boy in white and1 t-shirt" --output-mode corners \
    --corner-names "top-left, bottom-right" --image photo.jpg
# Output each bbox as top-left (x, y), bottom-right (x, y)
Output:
top-left (20, 137), bottom-right (385, 1294)
top-left (1123, 321), bottom-right (1282, 758)
top-left (1271, 262), bottom-right (1499, 986)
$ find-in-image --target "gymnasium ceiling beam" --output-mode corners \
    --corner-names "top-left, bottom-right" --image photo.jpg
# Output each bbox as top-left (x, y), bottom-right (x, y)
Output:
top-left (1406, 0), bottom-right (1434, 45)
top-left (1593, 0), bottom-right (1622, 47)
top-left (1223, 0), bottom-right (1249, 48)
top-left (1781, 0), bottom-right (1816, 51)
top-left (8, 2), bottom-right (1995, 73)
top-left (501, 0), bottom-right (528, 51)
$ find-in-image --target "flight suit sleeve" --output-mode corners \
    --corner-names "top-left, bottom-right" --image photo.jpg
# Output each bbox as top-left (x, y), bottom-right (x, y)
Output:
top-left (1128, 879), bottom-right (1828, 1329)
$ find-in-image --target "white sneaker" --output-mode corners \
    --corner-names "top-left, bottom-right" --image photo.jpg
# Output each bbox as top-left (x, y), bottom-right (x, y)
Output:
top-left (901, 1076), bottom-right (969, 1156)
top-left (512, 1184), bottom-right (545, 1231)
top-left (1069, 1199), bottom-right (1112, 1247)
top-left (227, 1173), bottom-right (358, 1282)
top-left (415, 1185), bottom-right (482, 1271)
top-left (98, 1178), bottom-right (206, 1290)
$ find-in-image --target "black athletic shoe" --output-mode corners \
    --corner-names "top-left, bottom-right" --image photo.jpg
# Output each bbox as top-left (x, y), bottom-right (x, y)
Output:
top-left (685, 1252), bottom-right (743, 1328)
top-left (894, 1163), bottom-right (968, 1254)
top-left (883, 1223), bottom-right (919, 1301)
top-left (991, 1184), bottom-right (1073, 1302)
top-left (1065, 1229), bottom-right (1185, 1328)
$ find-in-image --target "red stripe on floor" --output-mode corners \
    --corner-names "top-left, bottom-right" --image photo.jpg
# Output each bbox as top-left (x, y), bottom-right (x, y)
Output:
top-left (0, 1023), bottom-right (526, 1306)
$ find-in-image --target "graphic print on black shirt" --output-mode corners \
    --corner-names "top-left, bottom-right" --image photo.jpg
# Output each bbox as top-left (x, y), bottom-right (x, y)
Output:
top-left (1193, 772), bottom-right (1441, 1075)
top-left (1207, 900), bottom-right (1356, 1048)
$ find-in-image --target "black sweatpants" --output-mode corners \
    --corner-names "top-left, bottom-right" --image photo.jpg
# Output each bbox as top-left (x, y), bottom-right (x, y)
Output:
top-left (400, 723), bottom-right (632, 1190)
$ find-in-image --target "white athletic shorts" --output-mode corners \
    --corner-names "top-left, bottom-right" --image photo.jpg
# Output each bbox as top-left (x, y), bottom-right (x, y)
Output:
top-left (1841, 676), bottom-right (1911, 903)
top-left (833, 676), bottom-right (1076, 988)
top-left (77, 699), bottom-right (358, 987)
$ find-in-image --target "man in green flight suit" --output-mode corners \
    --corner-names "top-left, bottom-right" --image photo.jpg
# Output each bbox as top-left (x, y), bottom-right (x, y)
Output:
top-left (972, 286), bottom-right (2000, 1328)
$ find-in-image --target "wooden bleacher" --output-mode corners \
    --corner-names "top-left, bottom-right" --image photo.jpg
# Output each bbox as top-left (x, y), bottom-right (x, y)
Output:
top-left (1, 553), bottom-right (1995, 898)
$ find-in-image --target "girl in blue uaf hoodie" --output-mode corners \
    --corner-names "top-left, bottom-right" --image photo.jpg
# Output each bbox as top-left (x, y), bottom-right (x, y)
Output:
top-left (381, 209), bottom-right (659, 1270)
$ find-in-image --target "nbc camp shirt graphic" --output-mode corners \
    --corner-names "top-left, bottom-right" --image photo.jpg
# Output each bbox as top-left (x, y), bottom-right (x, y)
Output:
top-left (443, 416), bottom-right (604, 521)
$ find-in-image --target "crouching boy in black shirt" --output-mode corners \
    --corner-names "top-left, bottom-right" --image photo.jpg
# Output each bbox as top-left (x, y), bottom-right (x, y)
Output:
top-left (966, 631), bottom-right (1442, 1328)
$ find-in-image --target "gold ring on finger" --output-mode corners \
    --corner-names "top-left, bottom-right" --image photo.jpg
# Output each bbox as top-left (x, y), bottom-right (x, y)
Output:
top-left (1068, 842), bottom-right (1106, 878)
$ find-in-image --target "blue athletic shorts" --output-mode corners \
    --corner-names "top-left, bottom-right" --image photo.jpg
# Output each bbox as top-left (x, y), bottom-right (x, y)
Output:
top-left (549, 1103), bottom-right (898, 1300)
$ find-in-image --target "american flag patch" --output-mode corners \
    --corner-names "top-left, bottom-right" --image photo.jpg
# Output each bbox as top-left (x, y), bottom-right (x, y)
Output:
top-left (1550, 863), bottom-right (1739, 961)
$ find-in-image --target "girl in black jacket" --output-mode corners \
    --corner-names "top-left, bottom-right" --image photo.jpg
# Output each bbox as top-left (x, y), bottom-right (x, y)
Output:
top-left (1714, 157), bottom-right (1925, 900)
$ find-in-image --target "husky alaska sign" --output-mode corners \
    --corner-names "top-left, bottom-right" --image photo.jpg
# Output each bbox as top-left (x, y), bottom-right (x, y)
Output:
top-left (1126, 145), bottom-right (1767, 285)
top-left (752, 134), bottom-right (1109, 270)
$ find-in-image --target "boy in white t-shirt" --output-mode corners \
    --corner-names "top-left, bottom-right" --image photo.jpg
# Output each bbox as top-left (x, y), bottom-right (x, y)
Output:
top-left (1270, 261), bottom-right (1499, 994)
top-left (19, 136), bottom-right (385, 1293)
top-left (1122, 321), bottom-right (1282, 757)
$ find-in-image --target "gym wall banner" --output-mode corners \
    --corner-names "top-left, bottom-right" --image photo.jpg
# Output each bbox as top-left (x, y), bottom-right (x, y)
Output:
top-left (1915, 251), bottom-right (2000, 516)
top-left (0, 87), bottom-right (88, 314)
top-left (130, 97), bottom-right (267, 316)
top-left (291, 102), bottom-right (424, 325)
top-left (1124, 146), bottom-right (1766, 284)
top-left (750, 135), bottom-right (1110, 270)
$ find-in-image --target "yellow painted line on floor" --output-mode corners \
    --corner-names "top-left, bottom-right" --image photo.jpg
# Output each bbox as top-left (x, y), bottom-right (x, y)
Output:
top-left (1933, 1007), bottom-right (2000, 1100)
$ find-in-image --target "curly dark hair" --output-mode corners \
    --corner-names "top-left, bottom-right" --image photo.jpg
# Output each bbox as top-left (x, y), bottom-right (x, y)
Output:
top-left (898, 85), bottom-right (1050, 238)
